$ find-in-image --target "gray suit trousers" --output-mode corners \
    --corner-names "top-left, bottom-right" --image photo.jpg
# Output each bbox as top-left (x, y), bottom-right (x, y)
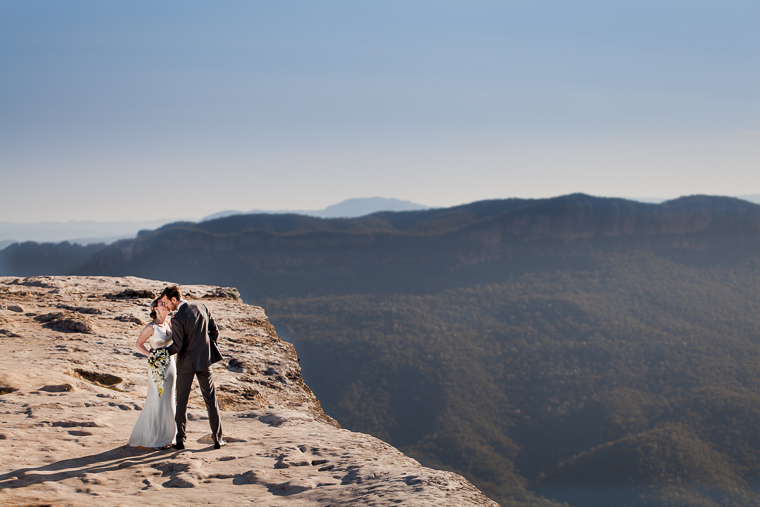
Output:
top-left (175, 367), bottom-right (223, 444)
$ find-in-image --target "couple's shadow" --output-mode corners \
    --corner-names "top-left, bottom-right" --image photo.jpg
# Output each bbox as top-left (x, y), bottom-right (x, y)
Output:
top-left (0, 445), bottom-right (212, 490)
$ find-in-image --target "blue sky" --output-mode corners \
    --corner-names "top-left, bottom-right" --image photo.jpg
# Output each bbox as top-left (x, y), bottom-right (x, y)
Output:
top-left (1, 1), bottom-right (758, 222)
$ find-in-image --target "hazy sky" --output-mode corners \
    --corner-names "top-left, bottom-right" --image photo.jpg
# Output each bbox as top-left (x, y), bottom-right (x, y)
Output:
top-left (2, 1), bottom-right (759, 222)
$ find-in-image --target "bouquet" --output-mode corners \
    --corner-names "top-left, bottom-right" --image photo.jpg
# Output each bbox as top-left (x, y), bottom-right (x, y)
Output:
top-left (148, 347), bottom-right (171, 397)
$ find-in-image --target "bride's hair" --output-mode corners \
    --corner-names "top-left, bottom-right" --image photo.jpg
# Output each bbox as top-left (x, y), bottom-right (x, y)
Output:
top-left (149, 298), bottom-right (160, 319)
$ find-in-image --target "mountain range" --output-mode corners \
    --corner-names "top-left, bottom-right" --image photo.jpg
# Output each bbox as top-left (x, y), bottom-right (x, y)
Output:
top-left (3, 193), bottom-right (760, 506)
top-left (65, 194), bottom-right (760, 300)
top-left (0, 197), bottom-right (429, 246)
top-left (5, 195), bottom-right (759, 248)
top-left (201, 196), bottom-right (430, 221)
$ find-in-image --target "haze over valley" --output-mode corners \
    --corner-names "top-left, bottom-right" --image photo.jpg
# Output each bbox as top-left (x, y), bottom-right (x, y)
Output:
top-left (0, 198), bottom-right (429, 246)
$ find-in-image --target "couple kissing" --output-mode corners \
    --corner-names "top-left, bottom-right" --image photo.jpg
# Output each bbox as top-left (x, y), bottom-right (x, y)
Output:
top-left (128, 285), bottom-right (225, 450)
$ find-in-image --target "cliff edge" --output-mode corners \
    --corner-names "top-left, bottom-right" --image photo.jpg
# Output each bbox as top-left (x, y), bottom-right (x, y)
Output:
top-left (0, 276), bottom-right (498, 506)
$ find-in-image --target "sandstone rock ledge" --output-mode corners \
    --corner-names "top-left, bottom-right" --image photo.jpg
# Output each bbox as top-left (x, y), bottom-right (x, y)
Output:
top-left (0, 276), bottom-right (498, 506)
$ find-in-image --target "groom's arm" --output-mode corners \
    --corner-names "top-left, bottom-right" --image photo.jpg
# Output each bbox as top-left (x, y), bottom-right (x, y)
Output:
top-left (207, 309), bottom-right (219, 344)
top-left (167, 314), bottom-right (184, 355)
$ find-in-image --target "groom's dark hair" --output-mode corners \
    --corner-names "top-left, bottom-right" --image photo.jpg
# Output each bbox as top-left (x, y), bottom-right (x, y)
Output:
top-left (162, 285), bottom-right (182, 301)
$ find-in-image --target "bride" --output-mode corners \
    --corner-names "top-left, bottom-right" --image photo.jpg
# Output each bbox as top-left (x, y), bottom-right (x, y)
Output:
top-left (128, 298), bottom-right (177, 449)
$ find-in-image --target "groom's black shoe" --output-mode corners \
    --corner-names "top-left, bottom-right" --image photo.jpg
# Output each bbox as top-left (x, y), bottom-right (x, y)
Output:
top-left (172, 441), bottom-right (185, 450)
top-left (214, 439), bottom-right (227, 449)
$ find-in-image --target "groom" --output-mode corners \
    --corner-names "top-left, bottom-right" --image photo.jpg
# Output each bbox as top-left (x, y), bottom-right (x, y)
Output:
top-left (159, 285), bottom-right (225, 450)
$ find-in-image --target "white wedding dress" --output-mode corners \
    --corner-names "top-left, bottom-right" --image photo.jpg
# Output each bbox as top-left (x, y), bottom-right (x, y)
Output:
top-left (128, 323), bottom-right (177, 448)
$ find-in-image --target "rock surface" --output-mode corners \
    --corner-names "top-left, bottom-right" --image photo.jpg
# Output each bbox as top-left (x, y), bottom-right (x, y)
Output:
top-left (0, 276), bottom-right (499, 506)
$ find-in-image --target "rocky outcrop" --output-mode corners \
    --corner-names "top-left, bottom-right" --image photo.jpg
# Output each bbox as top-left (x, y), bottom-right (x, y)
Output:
top-left (0, 276), bottom-right (498, 506)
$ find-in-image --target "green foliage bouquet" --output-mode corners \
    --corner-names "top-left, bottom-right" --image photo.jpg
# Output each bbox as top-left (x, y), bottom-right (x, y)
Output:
top-left (148, 348), bottom-right (171, 397)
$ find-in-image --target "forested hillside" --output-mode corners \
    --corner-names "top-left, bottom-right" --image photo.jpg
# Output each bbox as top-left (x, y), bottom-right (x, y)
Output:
top-left (268, 253), bottom-right (760, 505)
top-left (4, 193), bottom-right (760, 506)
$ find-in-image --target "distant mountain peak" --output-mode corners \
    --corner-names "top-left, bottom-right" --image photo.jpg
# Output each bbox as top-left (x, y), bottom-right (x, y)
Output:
top-left (201, 197), bottom-right (430, 221)
top-left (316, 197), bottom-right (430, 218)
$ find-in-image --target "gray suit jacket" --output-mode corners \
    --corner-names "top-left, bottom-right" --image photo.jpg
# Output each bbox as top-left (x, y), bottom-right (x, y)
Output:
top-left (167, 301), bottom-right (222, 373)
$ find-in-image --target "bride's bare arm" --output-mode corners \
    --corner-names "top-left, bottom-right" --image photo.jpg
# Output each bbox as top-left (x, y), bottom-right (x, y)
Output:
top-left (135, 325), bottom-right (155, 357)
